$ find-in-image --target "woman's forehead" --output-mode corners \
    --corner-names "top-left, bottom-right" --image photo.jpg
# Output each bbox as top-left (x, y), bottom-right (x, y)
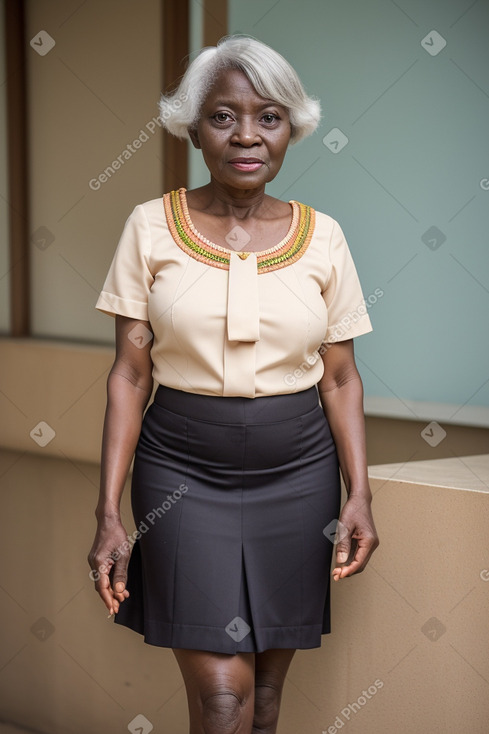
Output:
top-left (202, 68), bottom-right (281, 108)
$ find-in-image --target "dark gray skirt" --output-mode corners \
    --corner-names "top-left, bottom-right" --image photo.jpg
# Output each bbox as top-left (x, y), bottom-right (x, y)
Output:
top-left (114, 384), bottom-right (341, 654)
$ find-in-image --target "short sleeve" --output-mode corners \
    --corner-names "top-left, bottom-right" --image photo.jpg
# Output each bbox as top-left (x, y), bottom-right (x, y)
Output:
top-left (322, 220), bottom-right (373, 344)
top-left (95, 204), bottom-right (154, 320)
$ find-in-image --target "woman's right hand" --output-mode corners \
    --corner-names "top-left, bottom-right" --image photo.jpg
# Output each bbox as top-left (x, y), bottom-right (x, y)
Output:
top-left (87, 516), bottom-right (131, 615)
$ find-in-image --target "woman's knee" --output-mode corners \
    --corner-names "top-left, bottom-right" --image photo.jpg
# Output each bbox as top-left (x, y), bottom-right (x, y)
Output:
top-left (252, 675), bottom-right (282, 732)
top-left (202, 686), bottom-right (249, 734)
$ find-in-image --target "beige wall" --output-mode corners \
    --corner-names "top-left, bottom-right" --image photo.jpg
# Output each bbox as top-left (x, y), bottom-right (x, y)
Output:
top-left (1, 445), bottom-right (488, 734)
top-left (26, 0), bottom-right (162, 343)
top-left (365, 414), bottom-right (489, 465)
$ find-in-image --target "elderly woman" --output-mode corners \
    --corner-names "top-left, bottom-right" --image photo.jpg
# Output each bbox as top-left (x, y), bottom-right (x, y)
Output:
top-left (88, 35), bottom-right (378, 734)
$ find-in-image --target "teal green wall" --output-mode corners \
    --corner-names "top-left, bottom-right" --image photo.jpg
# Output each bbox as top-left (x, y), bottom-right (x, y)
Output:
top-left (207, 0), bottom-right (488, 417)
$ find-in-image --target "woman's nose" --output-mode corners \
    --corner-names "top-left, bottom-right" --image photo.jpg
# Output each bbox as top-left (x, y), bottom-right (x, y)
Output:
top-left (231, 118), bottom-right (261, 145)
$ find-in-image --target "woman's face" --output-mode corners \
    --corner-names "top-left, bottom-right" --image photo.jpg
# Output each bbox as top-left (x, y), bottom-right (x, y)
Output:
top-left (190, 67), bottom-right (292, 193)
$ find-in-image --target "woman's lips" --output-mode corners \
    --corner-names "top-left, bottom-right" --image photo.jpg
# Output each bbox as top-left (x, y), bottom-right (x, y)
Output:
top-left (228, 158), bottom-right (264, 172)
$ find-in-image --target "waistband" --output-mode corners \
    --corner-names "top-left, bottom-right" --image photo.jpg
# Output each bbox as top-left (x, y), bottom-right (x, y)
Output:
top-left (152, 384), bottom-right (320, 424)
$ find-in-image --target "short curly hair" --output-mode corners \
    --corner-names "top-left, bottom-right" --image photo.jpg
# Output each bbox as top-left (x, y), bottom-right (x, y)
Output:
top-left (158, 35), bottom-right (321, 145)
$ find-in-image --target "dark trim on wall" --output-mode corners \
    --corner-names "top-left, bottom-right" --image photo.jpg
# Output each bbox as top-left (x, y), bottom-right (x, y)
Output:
top-left (5, 0), bottom-right (30, 336)
top-left (162, 0), bottom-right (189, 193)
top-left (203, 0), bottom-right (228, 47)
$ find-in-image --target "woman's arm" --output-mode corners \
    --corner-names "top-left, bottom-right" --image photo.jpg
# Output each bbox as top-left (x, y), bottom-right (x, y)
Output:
top-left (87, 315), bottom-right (154, 614)
top-left (317, 338), bottom-right (379, 580)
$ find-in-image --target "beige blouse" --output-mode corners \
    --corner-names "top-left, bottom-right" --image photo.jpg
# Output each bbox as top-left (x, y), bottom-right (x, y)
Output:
top-left (95, 188), bottom-right (373, 398)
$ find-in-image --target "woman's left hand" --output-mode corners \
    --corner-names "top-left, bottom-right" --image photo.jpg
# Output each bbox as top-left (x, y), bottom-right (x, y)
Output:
top-left (332, 495), bottom-right (379, 580)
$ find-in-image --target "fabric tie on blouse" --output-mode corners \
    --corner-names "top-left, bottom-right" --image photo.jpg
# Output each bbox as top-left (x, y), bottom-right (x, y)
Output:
top-left (226, 251), bottom-right (260, 342)
top-left (223, 251), bottom-right (260, 397)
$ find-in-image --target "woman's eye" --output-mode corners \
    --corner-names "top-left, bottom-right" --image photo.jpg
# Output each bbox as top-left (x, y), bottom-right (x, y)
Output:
top-left (262, 114), bottom-right (278, 123)
top-left (214, 112), bottom-right (232, 122)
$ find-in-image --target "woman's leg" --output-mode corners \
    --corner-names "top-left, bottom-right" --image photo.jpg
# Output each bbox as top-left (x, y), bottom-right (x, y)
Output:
top-left (173, 648), bottom-right (256, 734)
top-left (173, 647), bottom-right (297, 734)
top-left (252, 649), bottom-right (296, 734)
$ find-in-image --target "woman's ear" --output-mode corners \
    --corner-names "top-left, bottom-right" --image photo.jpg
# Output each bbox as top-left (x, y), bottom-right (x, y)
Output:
top-left (188, 127), bottom-right (201, 149)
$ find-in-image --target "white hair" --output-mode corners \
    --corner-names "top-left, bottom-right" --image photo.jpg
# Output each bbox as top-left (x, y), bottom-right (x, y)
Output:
top-left (158, 35), bottom-right (321, 145)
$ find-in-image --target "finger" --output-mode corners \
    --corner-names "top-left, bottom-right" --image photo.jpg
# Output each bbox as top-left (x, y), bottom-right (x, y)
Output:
top-left (335, 528), bottom-right (351, 566)
top-left (333, 558), bottom-right (362, 579)
top-left (99, 576), bottom-right (129, 613)
top-left (334, 539), bottom-right (373, 579)
top-left (96, 572), bottom-right (118, 614)
top-left (332, 566), bottom-right (345, 581)
top-left (110, 556), bottom-right (130, 601)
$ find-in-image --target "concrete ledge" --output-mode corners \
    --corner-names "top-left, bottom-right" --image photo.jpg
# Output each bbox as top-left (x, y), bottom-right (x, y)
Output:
top-left (0, 338), bottom-right (114, 464)
top-left (364, 395), bottom-right (489, 428)
top-left (369, 453), bottom-right (489, 492)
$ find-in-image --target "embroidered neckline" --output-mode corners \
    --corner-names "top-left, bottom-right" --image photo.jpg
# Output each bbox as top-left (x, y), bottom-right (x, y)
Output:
top-left (163, 187), bottom-right (315, 273)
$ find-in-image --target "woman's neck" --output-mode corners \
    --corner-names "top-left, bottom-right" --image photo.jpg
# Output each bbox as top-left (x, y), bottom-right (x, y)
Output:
top-left (187, 181), bottom-right (270, 220)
